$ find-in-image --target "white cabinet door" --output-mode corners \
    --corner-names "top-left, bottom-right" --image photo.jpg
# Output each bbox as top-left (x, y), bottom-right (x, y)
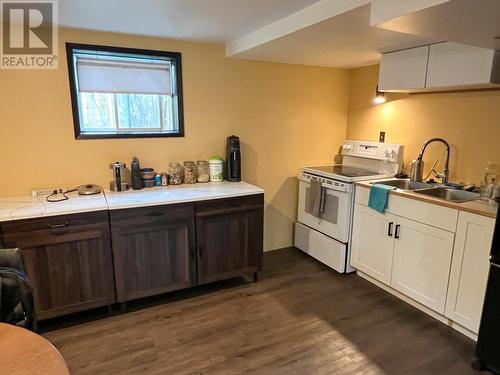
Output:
top-left (427, 42), bottom-right (495, 88)
top-left (391, 217), bottom-right (455, 313)
top-left (351, 204), bottom-right (396, 285)
top-left (378, 45), bottom-right (429, 92)
top-left (445, 212), bottom-right (495, 333)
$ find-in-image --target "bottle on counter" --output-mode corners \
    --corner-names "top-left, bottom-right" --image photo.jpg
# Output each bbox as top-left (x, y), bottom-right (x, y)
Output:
top-left (154, 173), bottom-right (162, 186)
top-left (196, 160), bottom-right (210, 183)
top-left (183, 161), bottom-right (196, 184)
top-left (208, 157), bottom-right (224, 182)
top-left (131, 157), bottom-right (143, 190)
top-left (168, 162), bottom-right (183, 185)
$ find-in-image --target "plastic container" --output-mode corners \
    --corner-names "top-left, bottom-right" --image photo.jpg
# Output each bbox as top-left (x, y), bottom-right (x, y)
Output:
top-left (208, 157), bottom-right (224, 182)
top-left (197, 161), bottom-right (210, 183)
top-left (183, 161), bottom-right (197, 184)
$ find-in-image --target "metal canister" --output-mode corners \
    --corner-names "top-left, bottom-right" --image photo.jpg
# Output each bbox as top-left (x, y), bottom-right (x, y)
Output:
top-left (154, 173), bottom-right (162, 186)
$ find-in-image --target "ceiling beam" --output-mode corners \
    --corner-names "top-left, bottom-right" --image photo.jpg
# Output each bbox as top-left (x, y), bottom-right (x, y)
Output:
top-left (226, 0), bottom-right (370, 57)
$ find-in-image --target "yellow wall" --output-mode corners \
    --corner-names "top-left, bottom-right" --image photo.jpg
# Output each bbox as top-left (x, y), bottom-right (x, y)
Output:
top-left (347, 64), bottom-right (500, 184)
top-left (0, 28), bottom-right (351, 251)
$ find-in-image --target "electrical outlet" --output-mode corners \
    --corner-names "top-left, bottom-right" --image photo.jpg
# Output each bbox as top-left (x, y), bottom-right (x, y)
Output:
top-left (32, 188), bottom-right (66, 199)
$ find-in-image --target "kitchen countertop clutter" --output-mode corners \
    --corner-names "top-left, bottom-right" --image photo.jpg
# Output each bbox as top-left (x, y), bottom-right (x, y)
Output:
top-left (0, 181), bottom-right (264, 222)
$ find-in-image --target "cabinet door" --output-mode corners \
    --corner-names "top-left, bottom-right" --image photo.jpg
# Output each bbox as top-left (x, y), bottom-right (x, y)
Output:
top-left (426, 42), bottom-right (495, 88)
top-left (196, 195), bottom-right (264, 285)
top-left (1, 211), bottom-right (115, 320)
top-left (351, 204), bottom-right (396, 285)
top-left (110, 204), bottom-right (196, 303)
top-left (391, 217), bottom-right (454, 313)
top-left (445, 212), bottom-right (495, 333)
top-left (378, 45), bottom-right (429, 92)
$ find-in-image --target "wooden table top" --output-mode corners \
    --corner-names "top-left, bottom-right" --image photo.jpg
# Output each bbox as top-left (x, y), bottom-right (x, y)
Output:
top-left (0, 323), bottom-right (69, 375)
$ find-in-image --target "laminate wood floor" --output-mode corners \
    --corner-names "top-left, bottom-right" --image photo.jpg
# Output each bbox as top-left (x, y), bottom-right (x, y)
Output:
top-left (43, 248), bottom-right (479, 375)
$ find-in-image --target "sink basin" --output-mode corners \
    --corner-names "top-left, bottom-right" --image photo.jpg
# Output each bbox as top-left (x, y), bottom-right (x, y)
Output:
top-left (414, 187), bottom-right (480, 203)
top-left (373, 180), bottom-right (434, 191)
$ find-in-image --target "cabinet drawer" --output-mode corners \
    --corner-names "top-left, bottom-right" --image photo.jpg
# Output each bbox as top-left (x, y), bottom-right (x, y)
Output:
top-left (110, 203), bottom-right (194, 225)
top-left (196, 194), bottom-right (264, 216)
top-left (1, 211), bottom-right (109, 248)
top-left (355, 186), bottom-right (458, 232)
top-left (1, 210), bottom-right (108, 233)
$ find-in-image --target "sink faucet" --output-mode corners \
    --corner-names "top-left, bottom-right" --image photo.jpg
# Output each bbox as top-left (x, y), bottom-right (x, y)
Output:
top-left (410, 138), bottom-right (451, 184)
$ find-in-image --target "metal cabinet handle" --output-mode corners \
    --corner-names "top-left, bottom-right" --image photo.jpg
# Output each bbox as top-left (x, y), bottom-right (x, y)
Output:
top-left (49, 221), bottom-right (69, 234)
top-left (395, 224), bottom-right (401, 239)
top-left (49, 222), bottom-right (68, 229)
top-left (388, 222), bottom-right (394, 237)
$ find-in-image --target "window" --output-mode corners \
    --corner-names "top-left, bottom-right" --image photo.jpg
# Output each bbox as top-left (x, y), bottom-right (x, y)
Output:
top-left (66, 43), bottom-right (184, 139)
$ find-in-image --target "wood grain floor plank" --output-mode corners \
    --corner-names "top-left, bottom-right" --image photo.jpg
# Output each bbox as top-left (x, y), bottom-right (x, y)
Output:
top-left (42, 248), bottom-right (479, 375)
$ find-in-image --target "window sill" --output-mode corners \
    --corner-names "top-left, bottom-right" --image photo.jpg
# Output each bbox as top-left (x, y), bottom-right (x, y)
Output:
top-left (75, 132), bottom-right (184, 140)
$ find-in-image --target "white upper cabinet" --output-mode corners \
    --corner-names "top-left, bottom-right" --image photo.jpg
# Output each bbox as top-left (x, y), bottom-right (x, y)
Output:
top-left (378, 45), bottom-right (429, 92)
top-left (445, 212), bottom-right (495, 333)
top-left (379, 42), bottom-right (500, 92)
top-left (390, 217), bottom-right (455, 314)
top-left (427, 42), bottom-right (497, 89)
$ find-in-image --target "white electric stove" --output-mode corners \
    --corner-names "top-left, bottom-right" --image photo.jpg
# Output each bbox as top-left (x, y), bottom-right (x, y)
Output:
top-left (295, 140), bottom-right (404, 273)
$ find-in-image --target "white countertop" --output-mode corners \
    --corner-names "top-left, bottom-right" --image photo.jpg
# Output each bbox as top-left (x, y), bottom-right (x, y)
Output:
top-left (356, 179), bottom-right (498, 219)
top-left (105, 181), bottom-right (264, 210)
top-left (0, 181), bottom-right (264, 222)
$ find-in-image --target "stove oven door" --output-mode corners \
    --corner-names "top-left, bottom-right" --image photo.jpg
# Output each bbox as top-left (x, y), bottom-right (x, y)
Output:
top-left (297, 179), bottom-right (351, 242)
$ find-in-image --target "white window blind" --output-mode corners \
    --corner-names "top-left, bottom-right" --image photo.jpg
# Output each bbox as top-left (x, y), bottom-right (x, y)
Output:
top-left (76, 57), bottom-right (172, 95)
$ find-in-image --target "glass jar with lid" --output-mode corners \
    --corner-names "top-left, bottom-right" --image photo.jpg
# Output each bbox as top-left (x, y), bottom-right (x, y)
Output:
top-left (196, 161), bottom-right (210, 183)
top-left (183, 161), bottom-right (196, 184)
top-left (168, 162), bottom-right (183, 185)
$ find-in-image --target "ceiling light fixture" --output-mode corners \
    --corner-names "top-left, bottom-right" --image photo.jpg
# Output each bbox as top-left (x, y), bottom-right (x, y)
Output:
top-left (373, 85), bottom-right (386, 105)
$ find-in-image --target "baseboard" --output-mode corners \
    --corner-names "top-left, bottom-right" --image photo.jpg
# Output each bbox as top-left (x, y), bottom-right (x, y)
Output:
top-left (357, 271), bottom-right (478, 342)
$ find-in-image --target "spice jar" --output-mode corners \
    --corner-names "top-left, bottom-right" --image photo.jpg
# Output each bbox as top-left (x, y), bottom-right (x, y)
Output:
top-left (183, 161), bottom-right (196, 184)
top-left (168, 162), bottom-right (183, 185)
top-left (196, 160), bottom-right (210, 183)
top-left (160, 173), bottom-right (168, 186)
top-left (208, 157), bottom-right (224, 182)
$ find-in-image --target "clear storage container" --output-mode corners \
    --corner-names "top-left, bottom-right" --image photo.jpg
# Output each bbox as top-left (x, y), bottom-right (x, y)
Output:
top-left (183, 161), bottom-right (196, 184)
top-left (168, 162), bottom-right (183, 185)
top-left (196, 161), bottom-right (210, 183)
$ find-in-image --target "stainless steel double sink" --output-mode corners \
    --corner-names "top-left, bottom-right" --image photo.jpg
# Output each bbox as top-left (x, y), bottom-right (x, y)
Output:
top-left (372, 179), bottom-right (480, 203)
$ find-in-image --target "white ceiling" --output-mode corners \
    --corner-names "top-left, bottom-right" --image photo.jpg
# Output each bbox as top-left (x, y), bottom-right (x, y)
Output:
top-left (59, 0), bottom-right (320, 43)
top-left (229, 4), bottom-right (432, 68)
top-left (59, 0), bottom-right (498, 68)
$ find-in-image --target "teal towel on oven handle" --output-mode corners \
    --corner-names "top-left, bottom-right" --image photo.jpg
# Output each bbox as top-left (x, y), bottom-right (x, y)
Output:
top-left (368, 184), bottom-right (396, 213)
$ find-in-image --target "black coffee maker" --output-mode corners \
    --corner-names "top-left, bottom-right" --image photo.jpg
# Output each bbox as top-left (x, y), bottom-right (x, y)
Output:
top-left (226, 135), bottom-right (241, 182)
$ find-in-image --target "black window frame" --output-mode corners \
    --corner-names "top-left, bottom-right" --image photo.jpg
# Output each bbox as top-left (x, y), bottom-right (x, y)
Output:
top-left (66, 42), bottom-right (185, 140)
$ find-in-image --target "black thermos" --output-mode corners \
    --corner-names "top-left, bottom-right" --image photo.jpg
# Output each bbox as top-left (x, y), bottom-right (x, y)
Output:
top-left (226, 135), bottom-right (241, 182)
top-left (131, 157), bottom-right (143, 190)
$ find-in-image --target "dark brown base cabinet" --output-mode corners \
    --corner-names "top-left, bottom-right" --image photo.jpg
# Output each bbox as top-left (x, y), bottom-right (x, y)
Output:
top-left (0, 194), bottom-right (264, 320)
top-left (196, 195), bottom-right (264, 285)
top-left (0, 211), bottom-right (115, 320)
top-left (109, 203), bottom-right (197, 303)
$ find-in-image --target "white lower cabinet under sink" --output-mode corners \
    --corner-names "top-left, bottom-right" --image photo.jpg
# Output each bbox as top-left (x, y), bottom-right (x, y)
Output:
top-left (390, 217), bottom-right (454, 314)
top-left (352, 185), bottom-right (496, 339)
top-left (352, 203), bottom-right (454, 314)
top-left (351, 205), bottom-right (396, 285)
